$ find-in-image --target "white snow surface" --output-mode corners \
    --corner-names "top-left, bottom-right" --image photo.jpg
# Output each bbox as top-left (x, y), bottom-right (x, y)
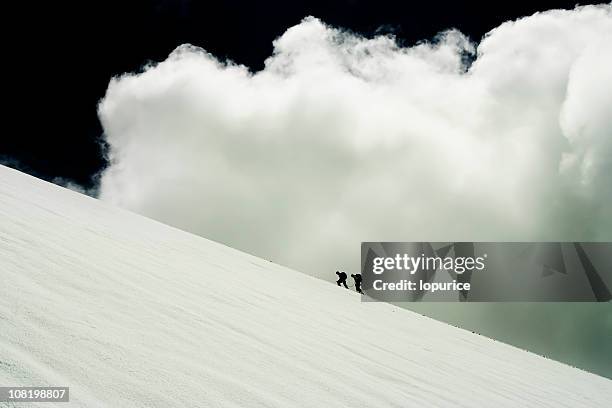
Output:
top-left (0, 165), bottom-right (611, 407)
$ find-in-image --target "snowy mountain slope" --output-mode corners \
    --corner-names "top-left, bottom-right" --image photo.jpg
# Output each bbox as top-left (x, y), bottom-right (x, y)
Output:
top-left (0, 164), bottom-right (611, 408)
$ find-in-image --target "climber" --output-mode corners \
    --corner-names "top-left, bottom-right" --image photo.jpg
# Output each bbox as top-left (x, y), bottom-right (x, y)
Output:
top-left (336, 271), bottom-right (348, 288)
top-left (351, 273), bottom-right (363, 294)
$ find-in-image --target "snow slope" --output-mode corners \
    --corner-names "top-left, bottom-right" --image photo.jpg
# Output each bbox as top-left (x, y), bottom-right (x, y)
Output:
top-left (0, 164), bottom-right (611, 408)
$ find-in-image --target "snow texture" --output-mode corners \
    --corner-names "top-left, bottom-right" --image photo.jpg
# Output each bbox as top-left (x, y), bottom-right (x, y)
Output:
top-left (1, 165), bottom-right (611, 407)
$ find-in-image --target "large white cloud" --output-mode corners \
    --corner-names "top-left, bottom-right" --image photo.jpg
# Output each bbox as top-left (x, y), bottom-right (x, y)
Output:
top-left (98, 5), bottom-right (612, 278)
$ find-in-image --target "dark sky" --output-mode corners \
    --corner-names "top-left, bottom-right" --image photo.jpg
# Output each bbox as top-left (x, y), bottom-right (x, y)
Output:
top-left (2, 0), bottom-right (602, 188)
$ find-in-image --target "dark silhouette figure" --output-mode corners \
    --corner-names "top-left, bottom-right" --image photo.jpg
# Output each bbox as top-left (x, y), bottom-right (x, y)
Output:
top-left (351, 273), bottom-right (363, 294)
top-left (336, 271), bottom-right (348, 288)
